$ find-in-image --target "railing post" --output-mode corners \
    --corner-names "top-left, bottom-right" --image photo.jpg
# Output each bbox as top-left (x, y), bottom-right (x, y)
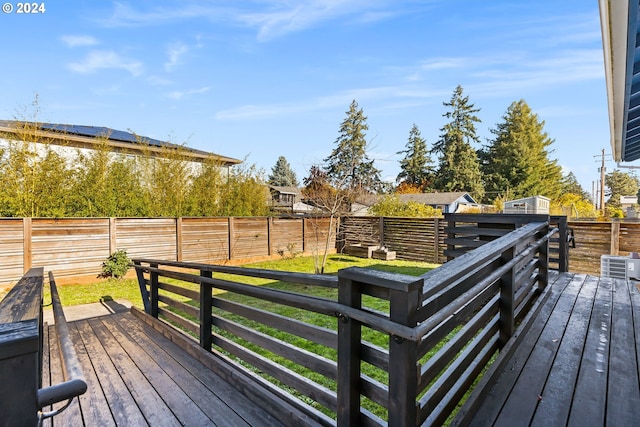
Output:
top-left (387, 280), bottom-right (421, 427)
top-left (499, 248), bottom-right (515, 348)
top-left (336, 273), bottom-right (361, 426)
top-left (557, 216), bottom-right (569, 272)
top-left (538, 226), bottom-right (549, 290)
top-left (150, 263), bottom-right (159, 318)
top-left (200, 270), bottom-right (213, 351)
top-left (134, 261), bottom-right (151, 314)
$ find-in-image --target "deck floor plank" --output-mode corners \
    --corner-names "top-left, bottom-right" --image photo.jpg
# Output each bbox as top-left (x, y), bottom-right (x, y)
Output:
top-left (605, 277), bottom-right (640, 425)
top-left (566, 277), bottom-right (613, 427)
top-left (465, 273), bottom-right (575, 426)
top-left (114, 313), bottom-right (258, 427)
top-left (68, 322), bottom-right (116, 427)
top-left (464, 274), bottom-right (640, 427)
top-left (44, 311), bottom-right (285, 427)
top-left (85, 317), bottom-right (181, 426)
top-left (73, 320), bottom-right (149, 426)
top-left (492, 273), bottom-right (586, 427)
top-left (529, 275), bottom-right (598, 426)
top-left (97, 315), bottom-right (216, 426)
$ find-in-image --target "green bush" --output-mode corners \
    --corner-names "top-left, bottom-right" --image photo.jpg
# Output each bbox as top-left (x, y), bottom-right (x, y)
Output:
top-left (101, 249), bottom-right (131, 279)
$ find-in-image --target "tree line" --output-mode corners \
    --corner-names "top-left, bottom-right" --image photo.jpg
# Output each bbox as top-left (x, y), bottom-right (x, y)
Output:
top-left (268, 85), bottom-right (639, 218)
top-left (0, 123), bottom-right (269, 218)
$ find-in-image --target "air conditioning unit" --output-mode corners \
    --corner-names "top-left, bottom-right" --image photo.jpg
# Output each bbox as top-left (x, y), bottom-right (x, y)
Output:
top-left (601, 255), bottom-right (640, 280)
top-left (627, 258), bottom-right (640, 280)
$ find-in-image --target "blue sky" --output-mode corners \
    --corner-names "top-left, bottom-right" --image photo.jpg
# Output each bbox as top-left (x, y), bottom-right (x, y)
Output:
top-left (1, 1), bottom-right (610, 196)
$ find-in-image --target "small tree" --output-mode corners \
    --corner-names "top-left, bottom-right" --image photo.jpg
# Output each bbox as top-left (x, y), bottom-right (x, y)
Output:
top-left (268, 156), bottom-right (299, 187)
top-left (101, 249), bottom-right (131, 279)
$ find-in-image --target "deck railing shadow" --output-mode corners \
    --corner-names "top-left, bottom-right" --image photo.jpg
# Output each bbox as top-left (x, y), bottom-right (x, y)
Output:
top-left (133, 216), bottom-right (563, 426)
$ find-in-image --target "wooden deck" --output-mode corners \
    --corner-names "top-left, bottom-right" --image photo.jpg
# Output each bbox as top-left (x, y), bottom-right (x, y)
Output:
top-left (42, 311), bottom-right (284, 427)
top-left (462, 272), bottom-right (640, 426)
top-left (39, 271), bottom-right (640, 426)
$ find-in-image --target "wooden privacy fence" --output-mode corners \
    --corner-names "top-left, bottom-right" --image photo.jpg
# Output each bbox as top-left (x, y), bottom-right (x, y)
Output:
top-left (132, 220), bottom-right (555, 426)
top-left (341, 216), bottom-right (638, 275)
top-left (0, 217), bottom-right (336, 285)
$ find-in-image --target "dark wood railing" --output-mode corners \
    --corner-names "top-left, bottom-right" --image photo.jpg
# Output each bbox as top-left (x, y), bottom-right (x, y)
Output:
top-left (133, 220), bottom-right (555, 426)
top-left (0, 268), bottom-right (87, 426)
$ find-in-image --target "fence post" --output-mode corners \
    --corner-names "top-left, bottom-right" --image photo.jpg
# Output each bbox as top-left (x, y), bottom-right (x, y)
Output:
top-left (23, 217), bottom-right (32, 272)
top-left (176, 217), bottom-right (183, 262)
top-left (199, 269), bottom-right (213, 351)
top-left (611, 220), bottom-right (620, 255)
top-left (150, 262), bottom-right (159, 318)
top-left (336, 273), bottom-right (361, 426)
top-left (499, 248), bottom-right (515, 348)
top-left (433, 218), bottom-right (440, 264)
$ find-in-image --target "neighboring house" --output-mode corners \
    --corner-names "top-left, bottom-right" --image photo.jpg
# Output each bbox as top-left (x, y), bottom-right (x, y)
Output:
top-left (503, 196), bottom-right (550, 214)
top-left (267, 185), bottom-right (315, 215)
top-left (620, 195), bottom-right (638, 209)
top-left (352, 191), bottom-right (480, 216)
top-left (0, 120), bottom-right (241, 167)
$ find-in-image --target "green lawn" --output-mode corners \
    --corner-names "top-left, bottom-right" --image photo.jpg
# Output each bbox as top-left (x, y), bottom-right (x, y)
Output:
top-left (48, 254), bottom-right (438, 307)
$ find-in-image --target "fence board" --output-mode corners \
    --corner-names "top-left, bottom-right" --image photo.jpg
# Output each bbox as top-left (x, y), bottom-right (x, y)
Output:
top-left (270, 218), bottom-right (304, 257)
top-left (0, 219), bottom-right (24, 283)
top-left (116, 218), bottom-right (177, 261)
top-left (32, 218), bottom-right (110, 279)
top-left (180, 218), bottom-right (230, 263)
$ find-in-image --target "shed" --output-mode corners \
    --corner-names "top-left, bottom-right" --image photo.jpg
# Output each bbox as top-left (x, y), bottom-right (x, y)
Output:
top-left (503, 195), bottom-right (550, 214)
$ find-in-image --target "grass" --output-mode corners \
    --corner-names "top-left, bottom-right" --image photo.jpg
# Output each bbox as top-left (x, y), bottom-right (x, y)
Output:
top-left (46, 254), bottom-right (438, 307)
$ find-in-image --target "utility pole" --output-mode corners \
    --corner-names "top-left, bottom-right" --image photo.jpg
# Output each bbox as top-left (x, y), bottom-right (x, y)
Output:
top-left (600, 149), bottom-right (606, 215)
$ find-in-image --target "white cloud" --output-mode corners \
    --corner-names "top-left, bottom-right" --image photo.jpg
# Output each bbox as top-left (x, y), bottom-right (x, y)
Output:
top-left (167, 86), bottom-right (211, 100)
top-left (165, 42), bottom-right (188, 72)
top-left (68, 50), bottom-right (143, 76)
top-left (60, 35), bottom-right (99, 47)
top-left (97, 1), bottom-right (408, 41)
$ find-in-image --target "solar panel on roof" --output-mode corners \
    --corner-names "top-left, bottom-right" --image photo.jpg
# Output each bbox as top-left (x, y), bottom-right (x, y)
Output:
top-left (39, 123), bottom-right (168, 147)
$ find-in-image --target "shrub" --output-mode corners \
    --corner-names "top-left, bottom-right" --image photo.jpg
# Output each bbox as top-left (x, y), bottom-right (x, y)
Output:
top-left (101, 249), bottom-right (131, 279)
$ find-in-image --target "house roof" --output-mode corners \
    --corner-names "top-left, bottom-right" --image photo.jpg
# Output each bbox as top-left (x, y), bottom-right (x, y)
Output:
top-left (0, 120), bottom-right (241, 166)
top-left (397, 192), bottom-right (477, 205)
top-left (268, 185), bottom-right (301, 195)
top-left (599, 0), bottom-right (640, 162)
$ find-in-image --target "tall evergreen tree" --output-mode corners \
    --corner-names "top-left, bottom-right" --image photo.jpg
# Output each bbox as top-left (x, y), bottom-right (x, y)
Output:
top-left (397, 124), bottom-right (433, 190)
top-left (268, 156), bottom-right (299, 187)
top-left (432, 85), bottom-right (484, 200)
top-left (324, 100), bottom-right (382, 193)
top-left (481, 100), bottom-right (562, 202)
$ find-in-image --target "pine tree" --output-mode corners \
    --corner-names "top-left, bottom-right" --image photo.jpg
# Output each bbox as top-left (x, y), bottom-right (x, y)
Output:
top-left (432, 85), bottom-right (484, 200)
top-left (397, 124), bottom-right (433, 190)
top-left (560, 172), bottom-right (589, 199)
top-left (324, 100), bottom-right (382, 193)
top-left (268, 156), bottom-right (299, 187)
top-left (481, 100), bottom-right (562, 202)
